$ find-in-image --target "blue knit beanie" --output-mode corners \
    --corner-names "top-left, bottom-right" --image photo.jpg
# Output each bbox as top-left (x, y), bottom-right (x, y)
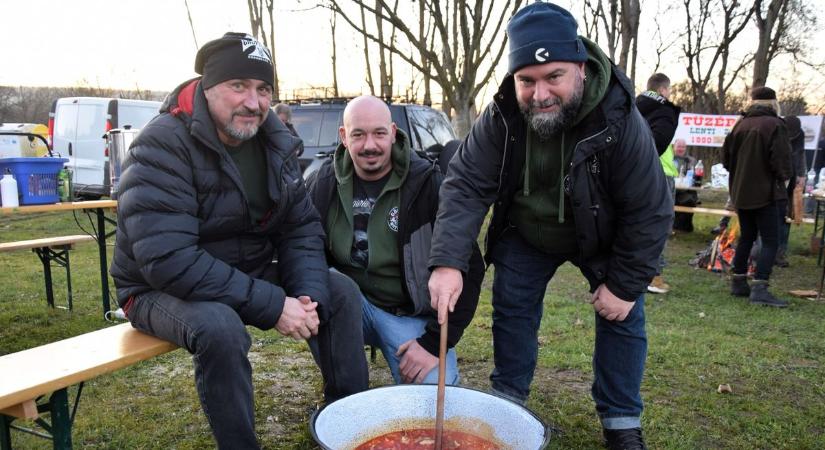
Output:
top-left (507, 2), bottom-right (587, 74)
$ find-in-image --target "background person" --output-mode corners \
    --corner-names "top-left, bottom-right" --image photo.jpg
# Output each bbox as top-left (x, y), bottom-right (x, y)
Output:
top-left (274, 103), bottom-right (299, 137)
top-left (427, 4), bottom-right (671, 449)
top-left (274, 102), bottom-right (303, 158)
top-left (306, 95), bottom-right (484, 385)
top-left (775, 115), bottom-right (807, 267)
top-left (722, 86), bottom-right (791, 307)
top-left (110, 32), bottom-right (368, 449)
top-left (636, 73), bottom-right (681, 293)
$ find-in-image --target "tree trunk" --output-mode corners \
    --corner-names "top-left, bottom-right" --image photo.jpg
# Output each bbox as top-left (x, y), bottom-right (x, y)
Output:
top-left (267, 0), bottom-right (279, 100)
top-left (752, 0), bottom-right (783, 89)
top-left (451, 92), bottom-right (476, 139)
top-left (375, 0), bottom-right (390, 100)
top-left (331, 13), bottom-right (339, 97)
top-left (418, 1), bottom-right (432, 106)
top-left (618, 0), bottom-right (640, 80)
top-left (359, 4), bottom-right (375, 95)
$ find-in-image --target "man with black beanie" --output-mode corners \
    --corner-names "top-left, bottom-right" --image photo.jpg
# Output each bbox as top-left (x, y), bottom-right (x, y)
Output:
top-left (428, 3), bottom-right (671, 449)
top-left (110, 32), bottom-right (368, 449)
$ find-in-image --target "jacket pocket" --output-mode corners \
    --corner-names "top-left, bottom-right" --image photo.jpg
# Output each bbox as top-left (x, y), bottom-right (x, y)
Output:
top-left (404, 223), bottom-right (435, 316)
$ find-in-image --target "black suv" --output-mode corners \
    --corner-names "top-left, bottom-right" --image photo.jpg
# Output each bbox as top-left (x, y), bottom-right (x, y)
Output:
top-left (289, 100), bottom-right (459, 176)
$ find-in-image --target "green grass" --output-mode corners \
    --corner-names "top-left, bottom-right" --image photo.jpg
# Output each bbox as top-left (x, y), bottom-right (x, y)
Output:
top-left (1, 206), bottom-right (824, 449)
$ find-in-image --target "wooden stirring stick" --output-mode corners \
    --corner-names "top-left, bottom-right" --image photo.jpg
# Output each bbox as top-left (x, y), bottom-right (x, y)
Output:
top-left (435, 318), bottom-right (448, 450)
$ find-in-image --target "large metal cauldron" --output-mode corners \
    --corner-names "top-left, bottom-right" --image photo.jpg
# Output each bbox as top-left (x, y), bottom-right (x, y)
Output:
top-left (105, 127), bottom-right (141, 199)
top-left (310, 385), bottom-right (550, 449)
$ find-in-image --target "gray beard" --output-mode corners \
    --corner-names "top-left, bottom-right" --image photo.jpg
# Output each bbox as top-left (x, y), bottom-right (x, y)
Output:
top-left (521, 78), bottom-right (584, 141)
top-left (222, 110), bottom-right (263, 142)
top-left (223, 122), bottom-right (259, 142)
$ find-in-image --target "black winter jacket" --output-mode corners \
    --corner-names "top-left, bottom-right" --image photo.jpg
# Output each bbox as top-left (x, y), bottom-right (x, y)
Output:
top-left (635, 91), bottom-right (681, 155)
top-left (306, 148), bottom-right (484, 355)
top-left (784, 116), bottom-right (808, 179)
top-left (429, 69), bottom-right (673, 302)
top-left (111, 79), bottom-right (329, 330)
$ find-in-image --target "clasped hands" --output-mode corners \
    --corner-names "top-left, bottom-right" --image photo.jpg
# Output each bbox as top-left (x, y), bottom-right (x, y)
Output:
top-left (275, 295), bottom-right (320, 340)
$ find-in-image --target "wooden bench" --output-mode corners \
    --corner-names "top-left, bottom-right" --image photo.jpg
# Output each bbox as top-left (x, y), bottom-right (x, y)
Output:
top-left (0, 323), bottom-right (178, 449)
top-left (674, 206), bottom-right (815, 224)
top-left (674, 205), bottom-right (736, 217)
top-left (0, 235), bottom-right (95, 311)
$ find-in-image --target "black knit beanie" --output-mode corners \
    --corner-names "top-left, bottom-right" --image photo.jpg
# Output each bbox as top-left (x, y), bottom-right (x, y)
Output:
top-left (507, 2), bottom-right (587, 74)
top-left (194, 32), bottom-right (274, 89)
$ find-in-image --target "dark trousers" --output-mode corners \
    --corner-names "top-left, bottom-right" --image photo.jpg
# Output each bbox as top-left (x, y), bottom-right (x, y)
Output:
top-left (733, 204), bottom-right (779, 280)
top-left (489, 230), bottom-right (647, 429)
top-left (125, 269), bottom-right (368, 450)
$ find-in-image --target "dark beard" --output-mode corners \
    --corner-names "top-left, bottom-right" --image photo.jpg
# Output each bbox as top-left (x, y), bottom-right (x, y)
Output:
top-left (520, 76), bottom-right (584, 141)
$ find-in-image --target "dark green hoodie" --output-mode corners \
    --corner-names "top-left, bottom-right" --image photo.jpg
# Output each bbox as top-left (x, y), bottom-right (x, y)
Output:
top-left (325, 131), bottom-right (410, 310)
top-left (509, 37), bottom-right (612, 254)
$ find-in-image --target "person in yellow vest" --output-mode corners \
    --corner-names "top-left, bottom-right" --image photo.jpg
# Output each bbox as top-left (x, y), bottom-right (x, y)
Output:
top-left (635, 74), bottom-right (681, 293)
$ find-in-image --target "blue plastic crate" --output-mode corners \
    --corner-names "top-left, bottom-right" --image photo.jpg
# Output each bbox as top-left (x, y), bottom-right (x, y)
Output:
top-left (0, 157), bottom-right (68, 205)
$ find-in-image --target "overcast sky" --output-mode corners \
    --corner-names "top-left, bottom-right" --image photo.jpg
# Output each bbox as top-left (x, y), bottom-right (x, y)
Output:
top-left (2, 0), bottom-right (824, 110)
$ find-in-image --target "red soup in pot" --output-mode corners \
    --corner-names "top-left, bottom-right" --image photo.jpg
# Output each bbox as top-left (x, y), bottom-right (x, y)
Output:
top-left (354, 428), bottom-right (502, 450)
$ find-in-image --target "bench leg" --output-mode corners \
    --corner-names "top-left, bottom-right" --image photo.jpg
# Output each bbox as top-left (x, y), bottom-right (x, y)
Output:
top-left (96, 208), bottom-right (112, 318)
top-left (49, 389), bottom-right (72, 450)
top-left (33, 247), bottom-right (73, 311)
top-left (33, 248), bottom-right (56, 309)
top-left (64, 252), bottom-right (73, 311)
top-left (0, 414), bottom-right (11, 450)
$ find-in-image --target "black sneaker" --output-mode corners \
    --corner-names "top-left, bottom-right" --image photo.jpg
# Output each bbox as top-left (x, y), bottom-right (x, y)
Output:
top-left (603, 427), bottom-right (647, 450)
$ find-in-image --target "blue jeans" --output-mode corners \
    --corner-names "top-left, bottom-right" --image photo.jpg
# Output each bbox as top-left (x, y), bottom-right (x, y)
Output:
top-left (361, 294), bottom-right (459, 384)
top-left (125, 269), bottom-right (368, 450)
top-left (489, 230), bottom-right (647, 430)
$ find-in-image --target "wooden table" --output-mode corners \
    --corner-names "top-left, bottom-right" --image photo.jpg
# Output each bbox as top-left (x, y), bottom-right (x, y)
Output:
top-left (1, 200), bottom-right (118, 318)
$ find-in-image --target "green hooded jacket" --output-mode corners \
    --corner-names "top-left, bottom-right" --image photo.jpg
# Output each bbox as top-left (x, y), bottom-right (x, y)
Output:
top-left (325, 131), bottom-right (410, 310)
top-left (509, 37), bottom-right (612, 254)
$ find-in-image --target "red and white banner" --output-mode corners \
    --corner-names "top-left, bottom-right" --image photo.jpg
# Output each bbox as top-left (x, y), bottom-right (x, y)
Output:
top-left (672, 113), bottom-right (740, 147)
top-left (671, 113), bottom-right (823, 149)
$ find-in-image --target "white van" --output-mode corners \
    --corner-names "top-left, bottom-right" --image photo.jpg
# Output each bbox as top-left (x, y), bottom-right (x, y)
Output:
top-left (49, 97), bottom-right (161, 198)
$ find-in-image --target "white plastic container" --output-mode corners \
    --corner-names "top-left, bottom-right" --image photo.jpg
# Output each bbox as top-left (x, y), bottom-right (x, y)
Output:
top-left (1, 170), bottom-right (20, 207)
top-left (807, 169), bottom-right (816, 194)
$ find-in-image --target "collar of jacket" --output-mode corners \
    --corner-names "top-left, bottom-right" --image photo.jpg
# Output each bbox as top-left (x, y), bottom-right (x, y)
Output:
top-left (744, 103), bottom-right (779, 118)
top-left (640, 90), bottom-right (667, 104)
top-left (161, 77), bottom-right (302, 160)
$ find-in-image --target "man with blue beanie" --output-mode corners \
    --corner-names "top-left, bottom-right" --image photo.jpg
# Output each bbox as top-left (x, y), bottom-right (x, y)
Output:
top-left (428, 3), bottom-right (671, 449)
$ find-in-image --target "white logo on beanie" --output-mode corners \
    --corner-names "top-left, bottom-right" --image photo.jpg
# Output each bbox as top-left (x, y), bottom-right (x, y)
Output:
top-left (535, 48), bottom-right (550, 62)
top-left (240, 36), bottom-right (273, 64)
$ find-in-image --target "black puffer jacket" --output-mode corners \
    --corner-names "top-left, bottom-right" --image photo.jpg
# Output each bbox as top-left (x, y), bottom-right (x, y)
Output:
top-left (635, 91), bottom-right (681, 155)
top-left (306, 143), bottom-right (484, 355)
top-left (111, 78), bottom-right (328, 330)
top-left (430, 68), bottom-right (672, 302)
